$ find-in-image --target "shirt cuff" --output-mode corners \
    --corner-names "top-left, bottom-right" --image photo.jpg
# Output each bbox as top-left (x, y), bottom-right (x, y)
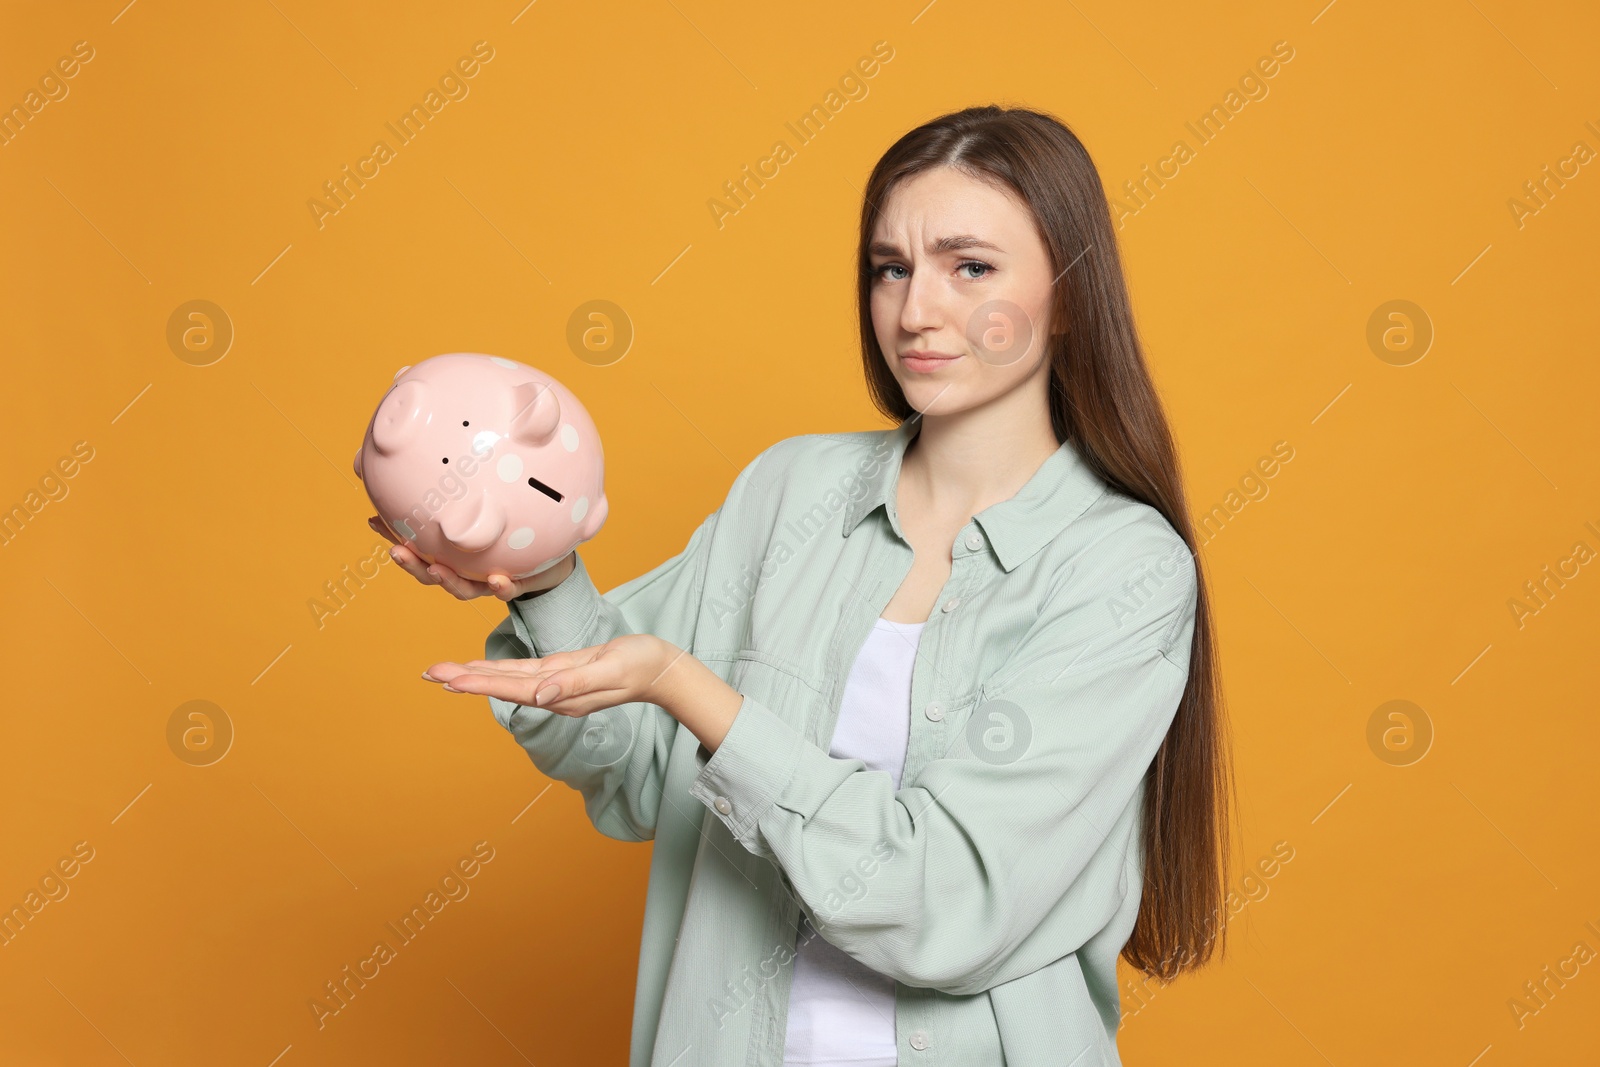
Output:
top-left (688, 694), bottom-right (807, 851)
top-left (507, 553), bottom-right (602, 655)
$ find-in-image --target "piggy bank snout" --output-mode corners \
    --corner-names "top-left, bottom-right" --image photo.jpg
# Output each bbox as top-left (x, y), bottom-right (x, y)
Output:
top-left (437, 488), bottom-right (506, 553)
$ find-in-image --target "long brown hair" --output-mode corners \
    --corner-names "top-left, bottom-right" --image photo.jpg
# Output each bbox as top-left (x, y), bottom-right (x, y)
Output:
top-left (855, 105), bottom-right (1233, 980)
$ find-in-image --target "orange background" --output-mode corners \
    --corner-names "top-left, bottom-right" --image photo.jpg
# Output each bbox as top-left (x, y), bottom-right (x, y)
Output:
top-left (3, 0), bottom-right (1598, 1063)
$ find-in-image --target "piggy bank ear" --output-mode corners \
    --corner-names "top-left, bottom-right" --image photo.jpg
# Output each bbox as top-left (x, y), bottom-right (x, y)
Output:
top-left (353, 446), bottom-right (365, 480)
top-left (372, 380), bottom-right (429, 455)
top-left (509, 381), bottom-right (561, 447)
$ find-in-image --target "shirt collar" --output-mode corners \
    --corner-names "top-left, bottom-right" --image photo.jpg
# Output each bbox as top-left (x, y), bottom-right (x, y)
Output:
top-left (839, 415), bottom-right (1109, 572)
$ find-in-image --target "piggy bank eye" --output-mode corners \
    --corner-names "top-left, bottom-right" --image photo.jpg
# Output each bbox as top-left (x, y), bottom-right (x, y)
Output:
top-left (527, 475), bottom-right (564, 503)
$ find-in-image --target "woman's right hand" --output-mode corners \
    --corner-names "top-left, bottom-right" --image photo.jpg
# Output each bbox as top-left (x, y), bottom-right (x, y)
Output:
top-left (369, 515), bottom-right (576, 602)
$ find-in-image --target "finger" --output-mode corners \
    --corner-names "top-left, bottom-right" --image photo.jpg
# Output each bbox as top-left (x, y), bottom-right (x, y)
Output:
top-left (440, 662), bottom-right (559, 686)
top-left (422, 661), bottom-right (486, 683)
top-left (455, 657), bottom-right (542, 674)
top-left (435, 666), bottom-right (630, 718)
top-left (388, 544), bottom-right (437, 585)
top-left (427, 562), bottom-right (492, 601)
top-left (530, 656), bottom-right (631, 705)
top-left (428, 655), bottom-right (572, 681)
top-left (463, 650), bottom-right (591, 672)
top-left (530, 686), bottom-right (635, 718)
top-left (436, 670), bottom-right (541, 705)
top-left (484, 574), bottom-right (521, 601)
top-left (425, 650), bottom-right (595, 686)
top-left (435, 663), bottom-right (571, 704)
top-left (368, 515), bottom-right (401, 545)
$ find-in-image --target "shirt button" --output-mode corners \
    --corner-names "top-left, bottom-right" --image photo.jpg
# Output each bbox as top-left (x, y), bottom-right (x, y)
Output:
top-left (965, 531), bottom-right (983, 550)
top-left (941, 597), bottom-right (960, 613)
top-left (924, 701), bottom-right (945, 722)
top-left (713, 796), bottom-right (732, 816)
top-left (909, 1030), bottom-right (929, 1051)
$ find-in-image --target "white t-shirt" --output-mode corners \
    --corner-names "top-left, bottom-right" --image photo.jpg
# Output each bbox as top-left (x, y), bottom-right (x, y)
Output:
top-left (782, 615), bottom-right (923, 1066)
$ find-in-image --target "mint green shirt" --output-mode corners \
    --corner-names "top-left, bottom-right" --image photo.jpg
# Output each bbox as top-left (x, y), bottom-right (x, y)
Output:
top-left (484, 416), bottom-right (1198, 1067)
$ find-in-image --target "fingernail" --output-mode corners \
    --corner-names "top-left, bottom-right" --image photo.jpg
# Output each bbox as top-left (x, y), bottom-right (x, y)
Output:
top-left (535, 685), bottom-right (560, 706)
top-left (420, 671), bottom-right (436, 682)
top-left (442, 683), bottom-right (460, 693)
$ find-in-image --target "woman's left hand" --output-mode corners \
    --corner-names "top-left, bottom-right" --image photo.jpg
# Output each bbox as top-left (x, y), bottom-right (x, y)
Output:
top-left (423, 634), bottom-right (690, 716)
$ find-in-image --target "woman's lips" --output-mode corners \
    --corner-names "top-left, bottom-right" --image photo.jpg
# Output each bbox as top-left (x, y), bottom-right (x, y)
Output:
top-left (902, 352), bottom-right (961, 372)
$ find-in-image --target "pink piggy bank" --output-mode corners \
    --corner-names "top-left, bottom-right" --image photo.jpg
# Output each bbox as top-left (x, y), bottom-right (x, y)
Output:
top-left (354, 353), bottom-right (609, 582)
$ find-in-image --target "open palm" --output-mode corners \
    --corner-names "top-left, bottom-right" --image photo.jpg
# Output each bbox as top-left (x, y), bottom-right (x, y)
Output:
top-left (423, 634), bottom-right (681, 717)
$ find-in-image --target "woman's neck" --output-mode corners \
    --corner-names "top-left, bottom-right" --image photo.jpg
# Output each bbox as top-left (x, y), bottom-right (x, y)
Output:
top-left (900, 404), bottom-right (1061, 520)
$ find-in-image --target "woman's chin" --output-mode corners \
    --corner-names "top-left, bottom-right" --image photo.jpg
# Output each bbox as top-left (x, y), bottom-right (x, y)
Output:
top-left (902, 381), bottom-right (973, 416)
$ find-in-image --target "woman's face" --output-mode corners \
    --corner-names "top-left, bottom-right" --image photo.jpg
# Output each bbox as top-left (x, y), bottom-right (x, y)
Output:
top-left (868, 165), bottom-right (1056, 418)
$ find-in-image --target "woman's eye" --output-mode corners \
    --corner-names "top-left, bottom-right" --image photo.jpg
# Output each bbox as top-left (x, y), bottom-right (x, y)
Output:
top-left (873, 261), bottom-right (992, 281)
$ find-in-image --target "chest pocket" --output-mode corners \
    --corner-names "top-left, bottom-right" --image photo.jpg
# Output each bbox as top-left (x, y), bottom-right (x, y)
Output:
top-left (726, 651), bottom-right (825, 743)
top-left (895, 687), bottom-right (984, 787)
top-left (932, 684), bottom-right (1024, 769)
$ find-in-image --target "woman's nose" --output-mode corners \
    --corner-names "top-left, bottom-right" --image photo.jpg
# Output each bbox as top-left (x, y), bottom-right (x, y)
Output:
top-left (898, 268), bottom-right (945, 334)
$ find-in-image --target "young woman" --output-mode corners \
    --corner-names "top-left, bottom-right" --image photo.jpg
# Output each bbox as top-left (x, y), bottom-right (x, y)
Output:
top-left (390, 105), bottom-right (1232, 1067)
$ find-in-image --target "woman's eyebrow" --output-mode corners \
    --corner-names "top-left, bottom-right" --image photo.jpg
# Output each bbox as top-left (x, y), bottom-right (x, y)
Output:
top-left (869, 234), bottom-right (1007, 258)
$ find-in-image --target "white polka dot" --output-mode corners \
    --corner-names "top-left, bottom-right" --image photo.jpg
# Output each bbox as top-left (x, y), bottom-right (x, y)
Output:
top-left (560, 423), bottom-right (580, 452)
top-left (489, 356), bottom-right (518, 369)
top-left (393, 518), bottom-right (414, 539)
top-left (497, 453), bottom-right (523, 482)
top-left (507, 527), bottom-right (535, 550)
top-left (473, 430), bottom-right (501, 456)
top-left (571, 496), bottom-right (588, 523)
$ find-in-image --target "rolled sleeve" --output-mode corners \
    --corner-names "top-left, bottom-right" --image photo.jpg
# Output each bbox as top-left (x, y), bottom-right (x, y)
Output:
top-left (687, 695), bottom-right (807, 854)
top-left (506, 551), bottom-right (607, 657)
